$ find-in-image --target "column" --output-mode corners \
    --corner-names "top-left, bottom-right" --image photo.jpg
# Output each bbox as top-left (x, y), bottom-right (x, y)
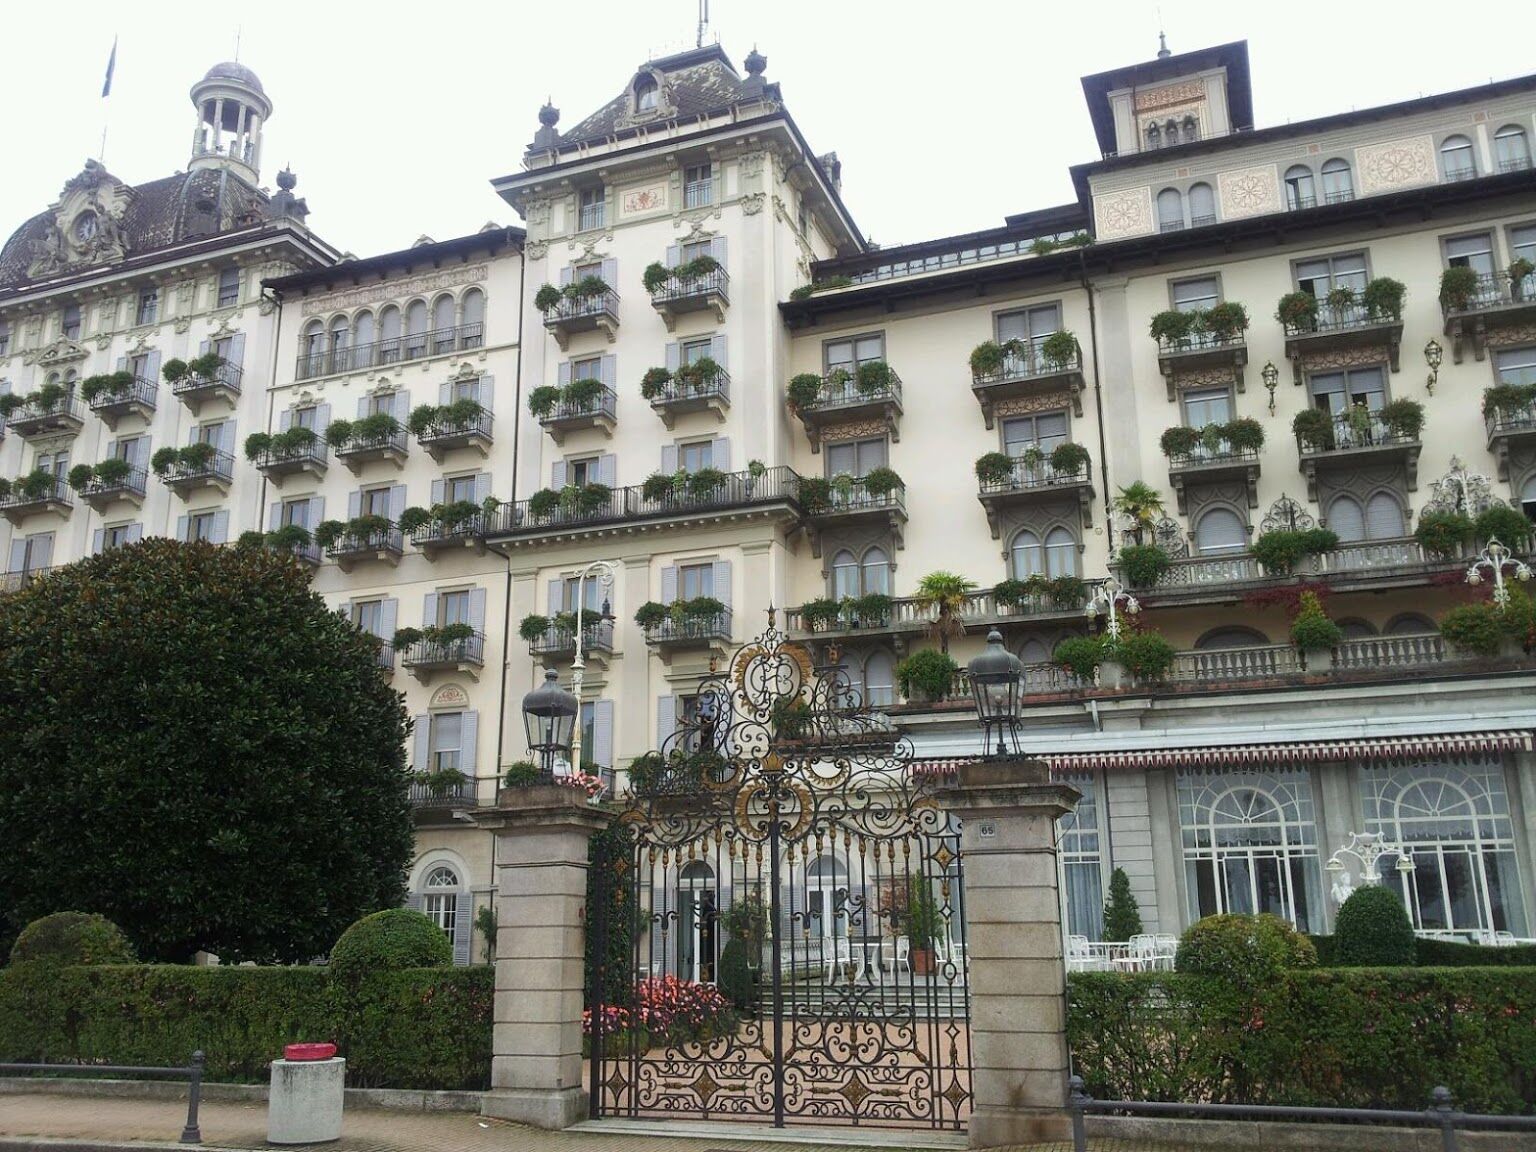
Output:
top-left (939, 757), bottom-right (1081, 1148)
top-left (477, 786), bottom-right (610, 1129)
top-left (212, 99), bottom-right (225, 153)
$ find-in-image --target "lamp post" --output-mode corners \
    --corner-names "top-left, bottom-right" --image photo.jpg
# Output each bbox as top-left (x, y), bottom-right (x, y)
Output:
top-left (1325, 830), bottom-right (1414, 906)
top-left (1261, 360), bottom-right (1280, 415)
top-left (1424, 338), bottom-right (1443, 395)
top-left (967, 629), bottom-right (1024, 756)
top-left (521, 668), bottom-right (578, 778)
top-left (567, 560), bottom-right (617, 771)
top-left (1085, 576), bottom-right (1140, 640)
top-left (1466, 537), bottom-right (1532, 607)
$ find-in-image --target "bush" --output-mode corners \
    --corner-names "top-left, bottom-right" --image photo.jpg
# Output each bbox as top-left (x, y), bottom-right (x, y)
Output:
top-left (334, 967), bottom-right (492, 1090)
top-left (1292, 406), bottom-right (1334, 451)
top-left (1053, 635), bottom-right (1105, 681)
top-left (896, 648), bottom-right (959, 700)
top-left (328, 909), bottom-right (452, 981)
top-left (1149, 309), bottom-right (1197, 345)
top-left (1101, 868), bottom-right (1142, 941)
top-left (1362, 276), bottom-right (1406, 320)
top-left (1113, 629), bottom-right (1178, 679)
top-left (1290, 590), bottom-right (1343, 650)
top-left (1275, 291), bottom-right (1318, 331)
top-left (1378, 397), bottom-right (1424, 439)
top-left (1050, 441), bottom-right (1090, 475)
top-left (974, 451), bottom-right (1015, 485)
top-left (1039, 330), bottom-right (1078, 369)
top-left (969, 340), bottom-right (1006, 376)
top-left (1440, 601), bottom-right (1504, 656)
top-left (1252, 530), bottom-right (1308, 574)
top-left (1414, 938), bottom-right (1536, 967)
top-left (1476, 503), bottom-right (1531, 546)
top-left (1334, 886), bottom-right (1416, 967)
top-left (717, 938), bottom-right (755, 1011)
top-left (1415, 509), bottom-right (1474, 559)
top-left (1116, 544), bottom-right (1170, 588)
top-left (1159, 425), bottom-right (1200, 457)
top-left (1175, 913), bottom-right (1317, 983)
top-left (10, 912), bottom-right (136, 967)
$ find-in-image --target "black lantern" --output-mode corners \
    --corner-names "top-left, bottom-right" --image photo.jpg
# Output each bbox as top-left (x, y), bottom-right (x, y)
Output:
top-left (522, 668), bottom-right (578, 775)
top-left (967, 629), bottom-right (1024, 756)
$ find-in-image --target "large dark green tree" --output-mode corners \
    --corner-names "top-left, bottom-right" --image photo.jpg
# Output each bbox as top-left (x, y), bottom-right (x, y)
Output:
top-left (0, 539), bottom-right (413, 963)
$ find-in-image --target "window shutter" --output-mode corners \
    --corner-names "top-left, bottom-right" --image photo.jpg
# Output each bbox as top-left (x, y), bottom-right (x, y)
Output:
top-left (462, 710), bottom-right (479, 776)
top-left (713, 560), bottom-right (732, 607)
top-left (657, 695), bottom-right (676, 749)
top-left (92, 529), bottom-right (104, 555)
top-left (308, 496), bottom-right (324, 527)
top-left (593, 700), bottom-right (615, 769)
top-left (219, 423), bottom-right (236, 457)
top-left (661, 565), bottom-right (678, 604)
top-left (710, 236), bottom-right (728, 267)
top-left (712, 437), bottom-right (731, 470)
top-left (176, 515), bottom-right (189, 542)
top-left (407, 892), bottom-right (423, 913)
top-left (710, 333), bottom-right (728, 368)
top-left (439, 381), bottom-right (451, 407)
top-left (348, 491), bottom-right (362, 520)
top-left (393, 391), bottom-right (410, 421)
top-left (665, 342), bottom-right (681, 373)
top-left (548, 579), bottom-right (563, 613)
top-left (469, 587), bottom-right (487, 633)
top-left (477, 376), bottom-right (494, 415)
top-left (431, 478), bottom-right (445, 505)
top-left (31, 535), bottom-right (52, 568)
top-left (212, 510), bottom-right (229, 545)
top-left (279, 408), bottom-right (294, 432)
top-left (1366, 493), bottom-right (1403, 540)
top-left (558, 265), bottom-right (574, 287)
top-left (551, 460), bottom-right (567, 488)
top-left (474, 473), bottom-right (491, 504)
top-left (389, 485), bottom-right (407, 521)
top-left (557, 361), bottom-right (572, 388)
top-left (126, 524), bottom-right (143, 543)
top-left (413, 713), bottom-right (431, 770)
top-left (666, 243), bottom-right (681, 268)
top-left (116, 355), bottom-right (128, 373)
top-left (452, 897), bottom-right (473, 967)
top-left (198, 340), bottom-right (211, 358)
top-left (229, 333), bottom-right (245, 366)
top-left (316, 403), bottom-right (331, 438)
top-left (357, 394), bottom-right (371, 418)
top-left (600, 258), bottom-right (617, 287)
top-left (661, 444), bottom-right (678, 473)
top-left (598, 454), bottom-right (617, 487)
top-left (268, 502), bottom-right (282, 531)
top-left (599, 355), bottom-right (616, 390)
top-left (1195, 508), bottom-right (1245, 554)
top-left (423, 592), bottom-right (439, 627)
top-left (380, 599), bottom-right (398, 642)
top-left (146, 351), bottom-right (162, 384)
top-left (1329, 497), bottom-right (1365, 542)
top-left (5, 539), bottom-right (24, 572)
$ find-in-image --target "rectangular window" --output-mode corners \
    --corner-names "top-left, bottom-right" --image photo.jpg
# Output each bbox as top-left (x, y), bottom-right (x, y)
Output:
top-left (568, 456), bottom-right (598, 487)
top-left (1513, 225), bottom-right (1536, 267)
top-left (684, 162), bottom-right (713, 209)
top-left (362, 486), bottom-right (392, 518)
top-left (1295, 252), bottom-right (1368, 298)
top-left (578, 186), bottom-right (605, 231)
top-left (189, 511), bottom-right (218, 542)
top-left (680, 239), bottom-right (712, 264)
top-left (0, 319), bottom-right (10, 356)
top-left (281, 498), bottom-right (311, 530)
top-left (446, 473), bottom-right (478, 503)
top-left (825, 436), bottom-right (887, 479)
top-left (292, 406), bottom-right (317, 431)
top-left (679, 440), bottom-right (714, 473)
top-left (212, 335), bottom-right (235, 363)
top-left (37, 450), bottom-right (69, 478)
top-left (996, 304), bottom-right (1061, 368)
top-left (1494, 346), bottom-right (1536, 388)
top-left (127, 352), bottom-right (150, 381)
top-left (449, 376), bottom-right (479, 404)
top-left (103, 523), bottom-right (134, 551)
top-left (113, 435), bottom-right (145, 465)
top-left (430, 712), bottom-right (463, 772)
top-left (352, 599), bottom-right (384, 636)
top-left (367, 392), bottom-right (394, 418)
top-left (1444, 233), bottom-right (1496, 278)
top-left (1058, 774), bottom-right (1104, 940)
top-left (825, 333), bottom-right (885, 374)
top-left (1002, 412), bottom-right (1068, 457)
top-left (1172, 277), bottom-right (1220, 312)
top-left (12, 534), bottom-right (50, 574)
top-left (61, 303), bottom-right (81, 341)
top-left (1309, 366), bottom-right (1386, 414)
top-left (678, 563), bottom-right (714, 601)
top-left (136, 289), bottom-right (159, 326)
top-left (571, 355), bottom-right (601, 383)
top-left (580, 702), bottom-right (598, 769)
top-left (197, 421), bottom-right (225, 447)
top-left (439, 589), bottom-right (472, 627)
top-left (680, 338), bottom-right (712, 365)
top-left (216, 267), bottom-right (240, 308)
top-left (1183, 387), bottom-right (1234, 427)
top-left (562, 575), bottom-right (603, 613)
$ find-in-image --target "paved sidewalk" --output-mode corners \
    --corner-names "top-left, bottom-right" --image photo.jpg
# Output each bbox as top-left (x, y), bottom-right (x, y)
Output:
top-left (0, 1092), bottom-right (1185, 1152)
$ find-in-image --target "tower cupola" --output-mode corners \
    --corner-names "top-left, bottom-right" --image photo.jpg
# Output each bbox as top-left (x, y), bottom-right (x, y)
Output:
top-left (189, 62), bottom-right (272, 182)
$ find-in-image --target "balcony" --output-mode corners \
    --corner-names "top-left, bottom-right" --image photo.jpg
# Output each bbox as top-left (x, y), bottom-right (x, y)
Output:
top-left (791, 368), bottom-right (902, 453)
top-left (1165, 445), bottom-right (1260, 514)
top-left (649, 266), bottom-right (729, 330)
top-left (251, 439), bottom-right (328, 486)
top-left (1281, 301), bottom-right (1403, 385)
top-left (414, 408), bottom-right (492, 462)
top-left (975, 456), bottom-right (1095, 538)
top-left (1295, 411), bottom-right (1420, 501)
top-left (0, 476), bottom-right (72, 524)
top-left (88, 377), bottom-right (157, 430)
top-left (970, 341), bottom-right (1085, 427)
top-left (643, 608), bottom-right (732, 656)
top-left (542, 289), bottom-right (620, 350)
top-left (485, 465), bottom-right (803, 547)
top-left (800, 477), bottom-right (908, 557)
top-left (326, 525), bottom-right (404, 572)
top-left (1156, 331), bottom-right (1248, 401)
top-left (785, 580), bottom-right (1102, 644)
top-left (8, 394), bottom-right (83, 439)
top-left (537, 386), bottom-right (617, 444)
top-left (648, 370), bottom-right (730, 430)
top-left (409, 512), bottom-right (488, 560)
top-left (159, 451), bottom-right (235, 500)
top-left (528, 619), bottom-right (615, 664)
top-left (334, 427), bottom-right (409, 474)
top-left (407, 774), bottom-right (479, 812)
top-left (1442, 272), bottom-right (1536, 363)
top-left (1485, 401), bottom-right (1536, 481)
top-left (0, 567), bottom-right (53, 594)
top-left (401, 630), bottom-right (486, 683)
top-left (79, 467), bottom-right (148, 512)
top-left (171, 362), bottom-right (242, 413)
top-left (294, 324), bottom-right (484, 381)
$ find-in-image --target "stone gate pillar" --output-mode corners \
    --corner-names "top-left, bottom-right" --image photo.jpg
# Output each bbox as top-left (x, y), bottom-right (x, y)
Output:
top-left (939, 757), bottom-right (1081, 1149)
top-left (475, 784), bottom-right (611, 1130)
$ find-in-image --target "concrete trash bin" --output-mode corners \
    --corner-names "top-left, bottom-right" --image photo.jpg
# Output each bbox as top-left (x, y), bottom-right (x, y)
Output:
top-left (268, 1044), bottom-right (344, 1145)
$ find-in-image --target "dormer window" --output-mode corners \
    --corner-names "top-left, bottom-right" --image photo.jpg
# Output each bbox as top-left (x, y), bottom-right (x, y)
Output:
top-left (636, 77), bottom-right (658, 113)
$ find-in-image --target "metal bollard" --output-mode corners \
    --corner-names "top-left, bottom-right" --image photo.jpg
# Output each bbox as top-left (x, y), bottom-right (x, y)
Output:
top-left (1430, 1085), bottom-right (1458, 1152)
top-left (179, 1050), bottom-right (205, 1144)
top-left (1068, 1074), bottom-right (1089, 1152)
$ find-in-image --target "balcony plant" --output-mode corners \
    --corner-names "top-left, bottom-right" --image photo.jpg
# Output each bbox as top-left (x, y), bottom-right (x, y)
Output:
top-left (1440, 602), bottom-right (1505, 658)
top-left (1292, 407), bottom-right (1335, 452)
top-left (182, 442), bottom-right (216, 469)
top-left (1039, 330), bottom-right (1078, 370)
top-left (1115, 544), bottom-right (1171, 589)
top-left (1160, 425), bottom-right (1201, 458)
top-left (788, 275), bottom-right (854, 301)
top-left (685, 467), bottom-right (726, 500)
top-left (912, 571), bottom-right (976, 654)
top-left (1474, 503), bottom-right (1531, 546)
top-left (969, 340), bottom-right (1007, 377)
top-left (1113, 629), bottom-right (1178, 681)
top-left (992, 578), bottom-right (1033, 611)
top-left (640, 367), bottom-right (672, 401)
top-left (744, 458), bottom-right (767, 497)
top-left (974, 452), bottom-right (1014, 486)
top-left (796, 475), bottom-right (831, 513)
top-left (94, 456), bottom-right (133, 486)
top-left (1149, 309), bottom-right (1198, 347)
top-left (1378, 398), bottom-right (1425, 440)
top-left (856, 360), bottom-right (893, 394)
top-left (1049, 441), bottom-right (1090, 477)
top-left (396, 506), bottom-right (433, 534)
top-left (634, 602), bottom-right (668, 631)
top-left (681, 595), bottom-right (725, 622)
top-left (79, 371), bottom-right (136, 403)
top-left (1362, 277), bottom-right (1406, 321)
top-left (185, 352), bottom-right (226, 380)
top-left (675, 357), bottom-right (723, 393)
top-left (861, 466), bottom-right (902, 498)
top-left (1275, 291), bottom-right (1319, 332)
top-left (1111, 482), bottom-right (1165, 544)
top-left (1053, 635), bottom-right (1106, 681)
top-left (1251, 528), bottom-right (1340, 575)
top-left (786, 373), bottom-right (822, 411)
top-left (327, 412), bottom-right (402, 449)
top-left (1439, 266), bottom-right (1481, 311)
top-left (1324, 285), bottom-right (1357, 314)
top-left (9, 469), bottom-right (54, 502)
top-left (904, 873), bottom-right (945, 976)
top-left (642, 262), bottom-right (671, 294)
top-left (150, 447), bottom-right (179, 476)
top-left (0, 394), bottom-right (23, 418)
top-left (565, 275), bottom-right (612, 301)
top-left (533, 284), bottom-right (562, 312)
top-left (65, 464), bottom-right (95, 492)
top-left (1414, 510), bottom-right (1474, 559)
top-left (1510, 258), bottom-right (1535, 301)
top-left (895, 648), bottom-right (959, 702)
top-left (160, 358), bottom-right (189, 386)
top-left (1483, 382), bottom-right (1536, 416)
top-left (1048, 574), bottom-right (1089, 607)
top-left (314, 520), bottom-right (345, 550)
top-left (1291, 591), bottom-right (1343, 671)
top-left (526, 386), bottom-right (561, 419)
top-left (266, 523), bottom-right (312, 553)
top-left (1224, 417), bottom-right (1265, 453)
top-left (563, 376), bottom-right (605, 413)
top-left (849, 592), bottom-right (893, 627)
top-left (1204, 302), bottom-right (1249, 342)
top-left (799, 597), bottom-right (843, 631)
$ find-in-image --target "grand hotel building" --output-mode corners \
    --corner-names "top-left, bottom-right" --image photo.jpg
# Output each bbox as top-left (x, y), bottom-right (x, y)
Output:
top-left (2, 39), bottom-right (1534, 964)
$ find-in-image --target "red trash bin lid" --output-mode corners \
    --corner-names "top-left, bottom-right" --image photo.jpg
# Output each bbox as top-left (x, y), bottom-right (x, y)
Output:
top-left (284, 1042), bottom-right (337, 1061)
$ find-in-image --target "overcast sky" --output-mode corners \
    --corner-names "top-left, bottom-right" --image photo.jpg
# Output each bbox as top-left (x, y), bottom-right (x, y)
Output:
top-left (2, 0), bottom-right (1531, 258)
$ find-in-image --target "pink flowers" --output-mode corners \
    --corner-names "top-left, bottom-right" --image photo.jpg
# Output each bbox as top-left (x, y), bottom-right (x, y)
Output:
top-left (555, 770), bottom-right (606, 800)
top-left (583, 976), bottom-right (735, 1039)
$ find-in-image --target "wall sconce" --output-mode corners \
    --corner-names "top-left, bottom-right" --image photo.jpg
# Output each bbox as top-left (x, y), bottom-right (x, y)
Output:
top-left (1261, 361), bottom-right (1279, 415)
top-left (1424, 339), bottom-right (1443, 395)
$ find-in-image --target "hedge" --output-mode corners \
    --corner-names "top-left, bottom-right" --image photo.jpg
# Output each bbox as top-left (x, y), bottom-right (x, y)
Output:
top-left (1068, 968), bottom-right (1536, 1114)
top-left (0, 963), bottom-right (492, 1090)
top-left (1308, 934), bottom-right (1536, 968)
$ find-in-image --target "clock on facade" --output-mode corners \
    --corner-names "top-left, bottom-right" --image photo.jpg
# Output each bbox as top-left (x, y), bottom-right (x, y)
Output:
top-left (72, 212), bottom-right (99, 243)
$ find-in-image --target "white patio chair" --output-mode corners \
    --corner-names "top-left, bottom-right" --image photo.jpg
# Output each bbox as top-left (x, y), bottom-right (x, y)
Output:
top-left (823, 936), bottom-right (852, 985)
top-left (894, 934), bottom-right (911, 974)
top-left (1495, 931), bottom-right (1518, 947)
top-left (1153, 934), bottom-right (1179, 970)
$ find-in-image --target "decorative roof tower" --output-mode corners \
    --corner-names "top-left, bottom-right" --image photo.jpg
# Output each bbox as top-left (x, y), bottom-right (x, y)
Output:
top-left (188, 62), bottom-right (272, 183)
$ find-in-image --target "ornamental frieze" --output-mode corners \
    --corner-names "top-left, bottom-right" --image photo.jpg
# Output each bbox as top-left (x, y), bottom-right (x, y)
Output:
top-left (1134, 79), bottom-right (1206, 112)
top-left (1093, 187), bottom-right (1154, 241)
top-left (1356, 136), bottom-right (1436, 196)
top-left (1217, 165), bottom-right (1279, 219)
top-left (299, 265), bottom-right (488, 316)
top-left (1299, 347), bottom-right (1389, 373)
top-left (820, 418), bottom-right (890, 443)
top-left (995, 392), bottom-right (1072, 417)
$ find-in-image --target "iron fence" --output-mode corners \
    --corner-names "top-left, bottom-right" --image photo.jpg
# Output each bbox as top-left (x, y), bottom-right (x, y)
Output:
top-left (0, 1052), bottom-right (204, 1143)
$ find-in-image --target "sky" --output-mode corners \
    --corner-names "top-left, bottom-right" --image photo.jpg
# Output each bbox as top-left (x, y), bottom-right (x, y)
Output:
top-left (1, 0), bottom-right (1531, 259)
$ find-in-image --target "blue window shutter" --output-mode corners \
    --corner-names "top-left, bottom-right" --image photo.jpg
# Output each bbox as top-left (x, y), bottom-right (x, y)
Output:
top-left (393, 391), bottom-right (410, 421)
top-left (661, 444), bottom-right (678, 473)
top-left (600, 258), bottom-right (617, 287)
top-left (661, 565), bottom-right (678, 604)
top-left (548, 579), bottom-right (563, 613)
top-left (308, 496), bottom-right (324, 526)
top-left (126, 523), bottom-right (143, 543)
top-left (389, 485), bottom-right (407, 521)
top-left (380, 599), bottom-right (397, 641)
top-left (469, 587), bottom-right (487, 633)
top-left (7, 539), bottom-right (26, 572)
top-left (413, 714), bottom-right (431, 770)
top-left (431, 478), bottom-right (445, 505)
top-left (666, 243), bottom-right (681, 268)
top-left (31, 535), bottom-right (52, 568)
top-left (557, 361), bottom-right (571, 388)
top-left (474, 473), bottom-right (491, 504)
top-left (551, 460), bottom-right (567, 488)
top-left (712, 437), bottom-right (731, 470)
top-left (116, 355), bottom-right (128, 373)
top-left (710, 333), bottom-right (728, 367)
top-left (713, 560), bottom-right (732, 607)
top-left (599, 355), bottom-right (616, 390)
top-left (439, 381), bottom-right (451, 407)
top-left (452, 895), bottom-right (473, 966)
top-left (176, 515), bottom-right (189, 542)
top-left (92, 529), bottom-right (104, 555)
top-left (462, 710), bottom-right (479, 776)
top-left (477, 376), bottom-right (494, 414)
top-left (229, 333), bottom-right (246, 366)
top-left (146, 351), bottom-right (162, 383)
top-left (665, 342), bottom-right (681, 373)
top-left (348, 491), bottom-right (362, 520)
top-left (316, 403), bottom-right (331, 437)
top-left (593, 700), bottom-right (615, 769)
top-left (558, 265), bottom-right (574, 287)
top-left (598, 454), bottom-right (617, 487)
top-left (212, 510), bottom-right (229, 544)
top-left (268, 502), bottom-right (282, 531)
top-left (710, 236), bottom-right (727, 267)
top-left (423, 592), bottom-right (439, 627)
top-left (657, 696), bottom-right (676, 749)
top-left (198, 340), bottom-right (211, 358)
top-left (357, 394), bottom-right (371, 418)
top-left (274, 409), bottom-right (288, 435)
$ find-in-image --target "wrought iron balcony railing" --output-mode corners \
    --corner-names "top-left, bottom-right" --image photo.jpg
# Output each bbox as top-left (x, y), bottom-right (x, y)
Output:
top-left (295, 324), bottom-right (484, 380)
top-left (644, 609), bottom-right (733, 646)
top-left (528, 619), bottom-right (615, 656)
top-left (400, 630), bottom-right (487, 671)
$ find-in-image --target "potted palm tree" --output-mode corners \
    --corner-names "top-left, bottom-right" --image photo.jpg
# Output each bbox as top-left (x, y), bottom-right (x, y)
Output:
top-left (912, 571), bottom-right (976, 653)
top-left (905, 873), bottom-right (945, 976)
top-left (1111, 482), bottom-right (1165, 545)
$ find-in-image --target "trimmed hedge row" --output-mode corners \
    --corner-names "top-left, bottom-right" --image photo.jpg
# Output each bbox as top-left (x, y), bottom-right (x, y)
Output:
top-left (0, 964), bottom-right (491, 1090)
top-left (1308, 934), bottom-right (1536, 967)
top-left (1068, 968), bottom-right (1536, 1114)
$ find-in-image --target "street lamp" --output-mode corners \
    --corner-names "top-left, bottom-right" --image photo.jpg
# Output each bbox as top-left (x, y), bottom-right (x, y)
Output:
top-left (1085, 576), bottom-right (1140, 640)
top-left (967, 629), bottom-right (1024, 756)
top-left (521, 668), bottom-right (578, 777)
top-left (1325, 830), bottom-right (1414, 906)
top-left (1261, 360), bottom-right (1280, 415)
top-left (567, 560), bottom-right (617, 770)
top-left (1424, 338), bottom-right (1444, 395)
top-left (1466, 537), bottom-right (1532, 607)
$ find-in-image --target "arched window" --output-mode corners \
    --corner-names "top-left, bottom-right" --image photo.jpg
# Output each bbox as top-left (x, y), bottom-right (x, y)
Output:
top-left (378, 305), bottom-right (402, 365)
top-left (1011, 528), bottom-right (1045, 578)
top-left (1156, 188), bottom-right (1185, 233)
top-left (1195, 626), bottom-right (1269, 649)
top-left (1284, 165), bottom-right (1315, 211)
top-left (1044, 527), bottom-right (1078, 576)
top-left (461, 288), bottom-right (485, 348)
top-left (831, 549), bottom-right (859, 600)
top-left (676, 860), bottom-right (716, 982)
top-left (804, 856), bottom-right (849, 942)
top-left (420, 865), bottom-right (460, 941)
top-left (404, 300), bottom-right (428, 360)
top-left (861, 546), bottom-right (890, 595)
top-left (1164, 119), bottom-right (1180, 144)
top-left (1365, 492), bottom-right (1403, 539)
top-left (1321, 158), bottom-right (1354, 203)
top-left (1194, 507), bottom-right (1247, 554)
top-left (1495, 125), bottom-right (1531, 173)
top-left (1386, 614), bottom-right (1437, 635)
top-left (1177, 770), bottom-right (1323, 931)
top-left (431, 295), bottom-right (456, 353)
top-left (327, 315), bottom-right (350, 373)
top-left (864, 651), bottom-right (895, 707)
top-left (1337, 618), bottom-right (1376, 639)
top-left (1328, 495), bottom-right (1365, 542)
top-left (1145, 122), bottom-right (1162, 149)
top-left (1188, 182), bottom-right (1216, 227)
top-left (1018, 637), bottom-right (1051, 664)
top-left (635, 77), bottom-right (658, 113)
top-left (1182, 114), bottom-right (1200, 142)
top-left (299, 319), bottom-right (324, 375)
top-left (1440, 134), bottom-right (1476, 181)
top-left (353, 310), bottom-right (376, 367)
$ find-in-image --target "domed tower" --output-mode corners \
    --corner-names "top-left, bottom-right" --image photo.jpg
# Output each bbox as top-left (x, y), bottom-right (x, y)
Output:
top-left (188, 62), bottom-right (271, 183)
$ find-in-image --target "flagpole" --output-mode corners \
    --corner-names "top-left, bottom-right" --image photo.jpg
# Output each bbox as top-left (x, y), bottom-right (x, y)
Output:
top-left (100, 35), bottom-right (118, 164)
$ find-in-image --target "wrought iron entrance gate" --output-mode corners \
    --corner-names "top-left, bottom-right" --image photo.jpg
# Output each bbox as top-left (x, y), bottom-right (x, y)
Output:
top-left (589, 624), bottom-right (972, 1130)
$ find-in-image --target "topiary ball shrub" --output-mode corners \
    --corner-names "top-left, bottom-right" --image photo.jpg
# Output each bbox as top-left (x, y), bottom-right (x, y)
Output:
top-left (9, 911), bottom-right (136, 967)
top-left (1174, 912), bottom-right (1317, 983)
top-left (328, 909), bottom-right (451, 980)
top-left (717, 938), bottom-right (756, 1011)
top-left (1334, 884), bottom-right (1416, 967)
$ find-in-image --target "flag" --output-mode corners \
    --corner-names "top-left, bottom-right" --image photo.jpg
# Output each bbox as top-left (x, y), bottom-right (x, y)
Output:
top-left (101, 37), bottom-right (117, 98)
